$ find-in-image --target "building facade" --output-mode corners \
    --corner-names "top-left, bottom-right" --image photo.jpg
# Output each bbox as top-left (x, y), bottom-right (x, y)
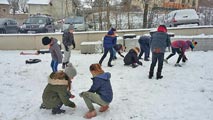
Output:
top-left (0, 0), bottom-right (10, 18)
top-left (27, 0), bottom-right (77, 19)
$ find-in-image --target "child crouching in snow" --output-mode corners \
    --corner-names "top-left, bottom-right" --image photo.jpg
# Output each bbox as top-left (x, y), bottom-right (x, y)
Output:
top-left (79, 63), bottom-right (113, 119)
top-left (40, 63), bottom-right (77, 114)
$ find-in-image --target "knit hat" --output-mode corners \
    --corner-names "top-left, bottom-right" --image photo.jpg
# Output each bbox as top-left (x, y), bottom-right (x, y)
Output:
top-left (157, 25), bottom-right (167, 32)
top-left (65, 63), bottom-right (77, 79)
top-left (68, 24), bottom-right (74, 31)
top-left (42, 37), bottom-right (51, 45)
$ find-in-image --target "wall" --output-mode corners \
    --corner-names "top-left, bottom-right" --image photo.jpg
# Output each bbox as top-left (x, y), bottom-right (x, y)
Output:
top-left (0, 26), bottom-right (212, 50)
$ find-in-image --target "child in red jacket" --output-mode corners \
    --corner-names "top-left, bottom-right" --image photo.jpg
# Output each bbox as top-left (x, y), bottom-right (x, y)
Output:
top-left (164, 40), bottom-right (197, 67)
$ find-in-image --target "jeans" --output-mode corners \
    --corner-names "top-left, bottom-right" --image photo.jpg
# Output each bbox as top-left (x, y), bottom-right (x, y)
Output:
top-left (51, 60), bottom-right (58, 72)
top-left (149, 53), bottom-right (164, 74)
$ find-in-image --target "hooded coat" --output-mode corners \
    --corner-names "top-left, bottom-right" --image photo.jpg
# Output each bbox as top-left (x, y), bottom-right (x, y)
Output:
top-left (150, 26), bottom-right (171, 53)
top-left (88, 72), bottom-right (113, 103)
top-left (49, 38), bottom-right (63, 63)
top-left (42, 72), bottom-right (75, 109)
top-left (62, 29), bottom-right (75, 47)
top-left (103, 30), bottom-right (117, 49)
top-left (123, 48), bottom-right (140, 65)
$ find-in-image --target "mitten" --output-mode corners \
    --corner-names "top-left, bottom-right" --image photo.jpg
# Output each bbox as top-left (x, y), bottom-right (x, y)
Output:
top-left (65, 45), bottom-right (69, 51)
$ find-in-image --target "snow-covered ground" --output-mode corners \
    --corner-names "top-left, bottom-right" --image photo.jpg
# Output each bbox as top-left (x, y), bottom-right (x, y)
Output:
top-left (0, 50), bottom-right (213, 120)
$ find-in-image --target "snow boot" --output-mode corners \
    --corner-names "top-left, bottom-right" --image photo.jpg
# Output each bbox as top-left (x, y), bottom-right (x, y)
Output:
top-left (148, 71), bottom-right (153, 79)
top-left (84, 110), bottom-right (97, 119)
top-left (156, 72), bottom-right (163, 80)
top-left (132, 63), bottom-right (138, 68)
top-left (99, 105), bottom-right (109, 112)
top-left (175, 63), bottom-right (182, 67)
top-left (52, 108), bottom-right (65, 115)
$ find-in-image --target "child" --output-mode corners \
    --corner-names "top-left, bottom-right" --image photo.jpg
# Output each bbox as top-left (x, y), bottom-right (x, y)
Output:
top-left (79, 63), bottom-right (113, 119)
top-left (62, 25), bottom-right (76, 69)
top-left (164, 40), bottom-right (197, 67)
top-left (149, 25), bottom-right (171, 79)
top-left (123, 47), bottom-right (143, 68)
top-left (99, 28), bottom-right (117, 67)
top-left (40, 63), bottom-right (77, 114)
top-left (42, 37), bottom-right (63, 72)
top-left (112, 44), bottom-right (126, 60)
top-left (138, 34), bottom-right (151, 61)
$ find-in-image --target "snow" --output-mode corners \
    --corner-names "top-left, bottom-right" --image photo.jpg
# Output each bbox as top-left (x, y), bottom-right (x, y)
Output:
top-left (0, 0), bottom-right (9, 5)
top-left (27, 0), bottom-right (50, 5)
top-left (0, 50), bottom-right (213, 120)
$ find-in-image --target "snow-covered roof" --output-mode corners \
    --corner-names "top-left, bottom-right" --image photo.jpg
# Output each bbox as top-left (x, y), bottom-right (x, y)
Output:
top-left (27, 0), bottom-right (50, 5)
top-left (0, 0), bottom-right (9, 5)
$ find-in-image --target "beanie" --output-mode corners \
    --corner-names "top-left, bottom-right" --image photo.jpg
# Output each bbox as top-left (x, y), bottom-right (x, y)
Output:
top-left (68, 24), bottom-right (74, 31)
top-left (65, 63), bottom-right (77, 79)
top-left (42, 37), bottom-right (51, 45)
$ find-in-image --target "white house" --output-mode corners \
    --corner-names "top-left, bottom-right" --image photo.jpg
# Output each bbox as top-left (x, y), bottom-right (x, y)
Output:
top-left (0, 0), bottom-right (9, 17)
top-left (27, 0), bottom-right (76, 19)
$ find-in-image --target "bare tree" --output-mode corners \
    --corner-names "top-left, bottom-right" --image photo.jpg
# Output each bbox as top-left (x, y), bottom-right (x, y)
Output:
top-left (8, 0), bottom-right (19, 15)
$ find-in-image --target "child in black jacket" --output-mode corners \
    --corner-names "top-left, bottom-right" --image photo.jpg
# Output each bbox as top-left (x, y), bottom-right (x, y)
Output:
top-left (123, 47), bottom-right (142, 68)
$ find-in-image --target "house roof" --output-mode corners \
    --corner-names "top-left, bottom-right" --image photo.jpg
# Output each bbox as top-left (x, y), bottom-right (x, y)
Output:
top-left (27, 0), bottom-right (51, 5)
top-left (0, 0), bottom-right (9, 5)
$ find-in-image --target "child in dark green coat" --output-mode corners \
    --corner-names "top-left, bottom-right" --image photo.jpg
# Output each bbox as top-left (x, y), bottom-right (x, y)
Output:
top-left (40, 63), bottom-right (77, 114)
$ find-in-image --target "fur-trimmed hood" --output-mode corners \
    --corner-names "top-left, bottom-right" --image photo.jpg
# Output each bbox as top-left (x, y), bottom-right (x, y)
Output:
top-left (48, 72), bottom-right (69, 86)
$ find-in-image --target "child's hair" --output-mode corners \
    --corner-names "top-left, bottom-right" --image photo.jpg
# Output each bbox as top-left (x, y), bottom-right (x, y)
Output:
top-left (90, 63), bottom-right (104, 75)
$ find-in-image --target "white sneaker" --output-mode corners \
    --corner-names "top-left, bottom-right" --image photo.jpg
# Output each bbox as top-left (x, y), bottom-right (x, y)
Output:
top-left (175, 63), bottom-right (182, 67)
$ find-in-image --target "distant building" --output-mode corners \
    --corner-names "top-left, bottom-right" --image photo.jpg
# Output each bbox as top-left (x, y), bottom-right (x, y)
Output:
top-left (0, 0), bottom-right (9, 17)
top-left (27, 0), bottom-right (77, 19)
top-left (131, 0), bottom-right (199, 11)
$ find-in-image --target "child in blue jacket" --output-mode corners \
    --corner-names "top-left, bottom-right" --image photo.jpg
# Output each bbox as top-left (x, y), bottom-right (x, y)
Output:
top-left (80, 63), bottom-right (113, 119)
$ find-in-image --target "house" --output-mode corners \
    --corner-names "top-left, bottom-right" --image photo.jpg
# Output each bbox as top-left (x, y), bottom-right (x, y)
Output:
top-left (27, 0), bottom-right (77, 19)
top-left (0, 0), bottom-right (9, 17)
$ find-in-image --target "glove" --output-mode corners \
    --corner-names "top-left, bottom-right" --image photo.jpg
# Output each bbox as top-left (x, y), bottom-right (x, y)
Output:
top-left (65, 46), bottom-right (69, 51)
top-left (138, 61), bottom-right (143, 66)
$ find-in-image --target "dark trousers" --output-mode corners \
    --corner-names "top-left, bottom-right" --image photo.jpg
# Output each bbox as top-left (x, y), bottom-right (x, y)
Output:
top-left (99, 47), bottom-right (114, 65)
top-left (149, 53), bottom-right (164, 75)
top-left (138, 44), bottom-right (150, 60)
top-left (166, 47), bottom-right (182, 63)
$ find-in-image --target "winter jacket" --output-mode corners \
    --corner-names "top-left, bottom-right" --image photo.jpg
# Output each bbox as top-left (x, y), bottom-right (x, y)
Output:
top-left (171, 40), bottom-right (192, 54)
top-left (103, 35), bottom-right (117, 49)
top-left (88, 72), bottom-right (113, 103)
top-left (42, 72), bottom-right (75, 109)
top-left (150, 32), bottom-right (171, 53)
top-left (124, 48), bottom-right (141, 65)
top-left (138, 35), bottom-right (150, 46)
top-left (49, 38), bottom-right (63, 63)
top-left (62, 29), bottom-right (76, 47)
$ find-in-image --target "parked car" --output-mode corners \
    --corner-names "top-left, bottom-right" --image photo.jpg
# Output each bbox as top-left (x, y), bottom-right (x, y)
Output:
top-left (62, 16), bottom-right (88, 32)
top-left (19, 14), bottom-right (55, 33)
top-left (164, 9), bottom-right (200, 27)
top-left (0, 18), bottom-right (19, 34)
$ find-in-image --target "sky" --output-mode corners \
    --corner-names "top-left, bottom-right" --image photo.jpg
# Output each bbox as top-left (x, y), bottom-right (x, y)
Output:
top-left (0, 48), bottom-right (213, 120)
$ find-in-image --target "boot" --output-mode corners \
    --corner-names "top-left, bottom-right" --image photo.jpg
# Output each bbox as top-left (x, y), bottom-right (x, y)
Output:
top-left (52, 108), bottom-right (65, 115)
top-left (132, 63), bottom-right (138, 68)
top-left (156, 72), bottom-right (163, 80)
top-left (62, 62), bottom-right (66, 69)
top-left (108, 63), bottom-right (113, 67)
top-left (148, 71), bottom-right (153, 79)
top-left (99, 105), bottom-right (109, 112)
top-left (84, 110), bottom-right (97, 119)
